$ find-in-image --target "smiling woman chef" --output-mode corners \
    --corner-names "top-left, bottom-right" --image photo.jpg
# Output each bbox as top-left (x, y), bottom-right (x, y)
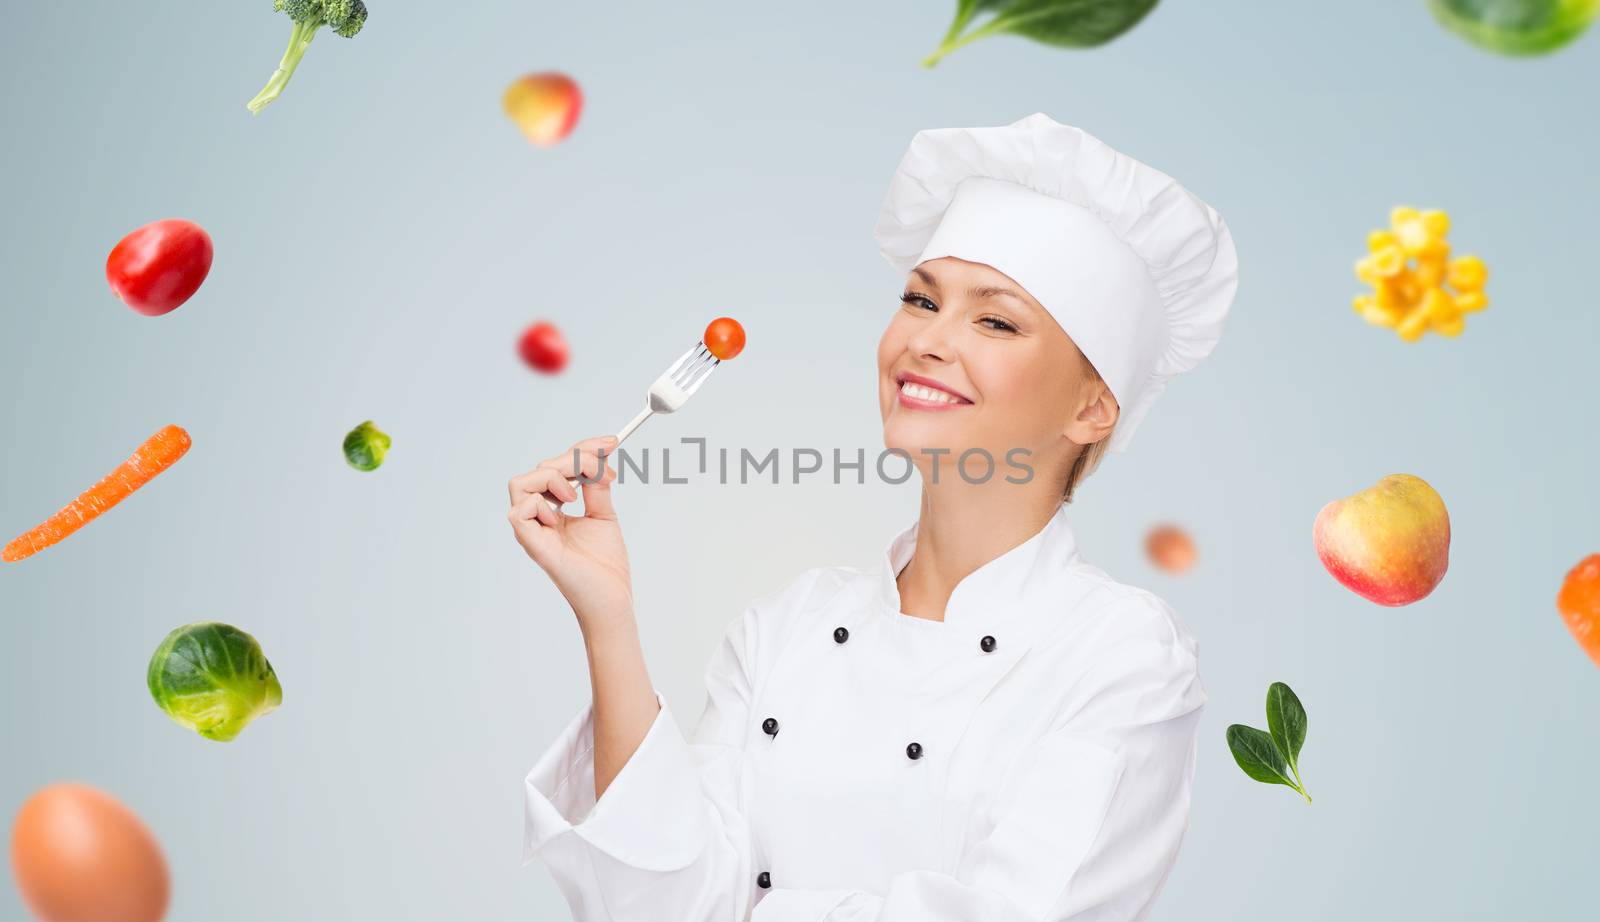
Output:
top-left (507, 113), bottom-right (1239, 922)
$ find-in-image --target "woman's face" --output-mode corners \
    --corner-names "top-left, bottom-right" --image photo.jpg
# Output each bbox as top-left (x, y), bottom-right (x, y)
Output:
top-left (876, 256), bottom-right (1117, 484)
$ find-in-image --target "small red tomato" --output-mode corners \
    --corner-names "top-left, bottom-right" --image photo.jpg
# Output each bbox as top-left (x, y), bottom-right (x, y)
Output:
top-left (704, 317), bottom-right (745, 361)
top-left (106, 219), bottom-right (214, 316)
top-left (519, 321), bottom-right (570, 373)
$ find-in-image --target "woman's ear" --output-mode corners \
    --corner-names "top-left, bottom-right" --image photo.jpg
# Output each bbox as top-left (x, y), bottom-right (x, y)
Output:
top-left (1064, 381), bottom-right (1119, 446)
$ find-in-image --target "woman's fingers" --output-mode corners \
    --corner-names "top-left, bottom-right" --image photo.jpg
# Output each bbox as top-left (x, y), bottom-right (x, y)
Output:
top-left (510, 509), bottom-right (565, 568)
top-left (509, 488), bottom-right (564, 541)
top-left (530, 492), bottom-right (564, 529)
top-left (540, 436), bottom-right (616, 467)
top-left (540, 463), bottom-right (615, 515)
top-left (508, 468), bottom-right (541, 503)
top-left (509, 466), bottom-right (567, 504)
top-left (579, 465), bottom-right (618, 518)
top-left (506, 437), bottom-right (620, 553)
top-left (538, 438), bottom-right (619, 480)
top-left (544, 471), bottom-right (579, 504)
top-left (539, 450), bottom-right (609, 484)
top-left (509, 436), bottom-right (615, 501)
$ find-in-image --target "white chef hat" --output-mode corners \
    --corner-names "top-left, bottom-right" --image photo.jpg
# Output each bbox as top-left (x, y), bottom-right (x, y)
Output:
top-left (874, 113), bottom-right (1238, 453)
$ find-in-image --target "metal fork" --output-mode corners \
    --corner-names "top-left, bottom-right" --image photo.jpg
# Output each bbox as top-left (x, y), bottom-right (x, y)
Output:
top-left (544, 341), bottom-right (722, 510)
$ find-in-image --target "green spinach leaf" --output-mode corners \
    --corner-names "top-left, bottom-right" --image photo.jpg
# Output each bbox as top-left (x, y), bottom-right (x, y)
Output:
top-left (1226, 726), bottom-right (1295, 785)
top-left (1266, 681), bottom-right (1307, 787)
top-left (1226, 681), bottom-right (1312, 804)
top-left (924, 0), bottom-right (1160, 67)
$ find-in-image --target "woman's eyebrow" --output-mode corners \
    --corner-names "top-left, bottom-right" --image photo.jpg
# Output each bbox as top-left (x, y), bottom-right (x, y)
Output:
top-left (911, 269), bottom-right (1034, 312)
top-left (968, 285), bottom-right (1033, 309)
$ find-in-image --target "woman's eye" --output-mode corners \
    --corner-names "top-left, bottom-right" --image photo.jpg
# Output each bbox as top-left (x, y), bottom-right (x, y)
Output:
top-left (900, 293), bottom-right (936, 311)
top-left (981, 317), bottom-right (1018, 333)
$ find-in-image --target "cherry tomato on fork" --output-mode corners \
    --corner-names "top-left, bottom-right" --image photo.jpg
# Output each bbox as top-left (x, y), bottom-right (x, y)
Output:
top-left (105, 219), bottom-right (214, 316)
top-left (704, 317), bottom-right (745, 360)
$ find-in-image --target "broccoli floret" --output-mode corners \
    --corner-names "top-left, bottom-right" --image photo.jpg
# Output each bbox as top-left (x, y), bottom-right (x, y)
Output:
top-left (324, 0), bottom-right (369, 38)
top-left (247, 0), bottom-right (369, 115)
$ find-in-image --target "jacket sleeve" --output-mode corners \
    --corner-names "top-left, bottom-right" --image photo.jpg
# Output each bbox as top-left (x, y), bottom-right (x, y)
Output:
top-left (749, 595), bottom-right (1206, 922)
top-left (521, 603), bottom-right (763, 922)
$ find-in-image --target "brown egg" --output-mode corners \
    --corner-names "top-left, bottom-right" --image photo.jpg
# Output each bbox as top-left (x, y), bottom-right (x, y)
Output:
top-left (10, 783), bottom-right (170, 922)
top-left (1145, 524), bottom-right (1198, 574)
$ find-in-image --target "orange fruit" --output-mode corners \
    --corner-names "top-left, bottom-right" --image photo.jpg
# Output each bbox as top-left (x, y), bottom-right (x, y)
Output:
top-left (1556, 554), bottom-right (1600, 668)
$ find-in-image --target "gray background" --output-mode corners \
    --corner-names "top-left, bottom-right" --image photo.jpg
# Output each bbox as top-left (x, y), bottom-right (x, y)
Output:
top-left (2, 1), bottom-right (1596, 919)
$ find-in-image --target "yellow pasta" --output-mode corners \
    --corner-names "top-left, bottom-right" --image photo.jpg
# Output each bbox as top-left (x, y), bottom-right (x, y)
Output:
top-left (1352, 207), bottom-right (1489, 341)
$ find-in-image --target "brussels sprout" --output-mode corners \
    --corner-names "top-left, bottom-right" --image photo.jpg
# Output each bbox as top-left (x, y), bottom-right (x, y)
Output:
top-left (147, 622), bottom-right (282, 742)
top-left (343, 420), bottom-right (391, 471)
top-left (1429, 0), bottom-right (1599, 55)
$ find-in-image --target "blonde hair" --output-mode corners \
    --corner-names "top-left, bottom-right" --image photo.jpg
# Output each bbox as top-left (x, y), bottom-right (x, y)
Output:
top-left (1060, 348), bottom-right (1115, 504)
top-left (1061, 429), bottom-right (1112, 503)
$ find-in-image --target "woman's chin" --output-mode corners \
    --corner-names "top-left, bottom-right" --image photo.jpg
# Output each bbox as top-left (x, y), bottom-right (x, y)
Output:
top-left (882, 419), bottom-right (967, 459)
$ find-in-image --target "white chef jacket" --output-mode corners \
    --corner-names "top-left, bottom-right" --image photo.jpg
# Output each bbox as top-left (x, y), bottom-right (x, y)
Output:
top-left (523, 503), bottom-right (1205, 922)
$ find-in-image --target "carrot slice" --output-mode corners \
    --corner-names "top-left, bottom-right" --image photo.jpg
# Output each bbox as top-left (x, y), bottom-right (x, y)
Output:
top-left (3, 424), bottom-right (191, 562)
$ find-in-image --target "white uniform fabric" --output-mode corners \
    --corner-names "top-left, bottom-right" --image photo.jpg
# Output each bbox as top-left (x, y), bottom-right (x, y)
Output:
top-left (873, 113), bottom-right (1239, 454)
top-left (522, 504), bottom-right (1206, 921)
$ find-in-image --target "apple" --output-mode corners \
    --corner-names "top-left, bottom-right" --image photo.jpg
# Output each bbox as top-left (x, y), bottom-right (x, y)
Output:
top-left (502, 72), bottom-right (582, 147)
top-left (1314, 474), bottom-right (1450, 606)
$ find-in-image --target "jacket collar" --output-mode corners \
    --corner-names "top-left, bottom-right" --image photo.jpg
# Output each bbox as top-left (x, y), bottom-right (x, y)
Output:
top-left (874, 503), bottom-right (1081, 643)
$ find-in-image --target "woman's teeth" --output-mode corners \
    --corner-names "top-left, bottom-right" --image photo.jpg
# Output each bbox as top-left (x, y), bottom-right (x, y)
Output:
top-left (900, 381), bottom-right (965, 404)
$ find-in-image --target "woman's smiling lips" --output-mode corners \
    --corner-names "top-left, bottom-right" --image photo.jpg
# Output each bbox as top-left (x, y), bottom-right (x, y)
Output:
top-left (895, 371), bottom-right (974, 410)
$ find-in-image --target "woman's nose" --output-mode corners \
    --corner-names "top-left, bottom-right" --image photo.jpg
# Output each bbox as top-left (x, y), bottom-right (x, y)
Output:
top-left (906, 316), bottom-right (956, 360)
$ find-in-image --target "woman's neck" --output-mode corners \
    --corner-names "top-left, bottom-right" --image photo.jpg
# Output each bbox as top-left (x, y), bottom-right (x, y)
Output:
top-left (895, 486), bottom-right (1062, 622)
